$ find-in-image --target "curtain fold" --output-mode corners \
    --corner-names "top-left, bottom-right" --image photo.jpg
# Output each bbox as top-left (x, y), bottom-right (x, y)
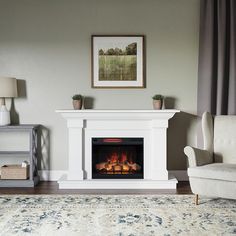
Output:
top-left (197, 0), bottom-right (236, 116)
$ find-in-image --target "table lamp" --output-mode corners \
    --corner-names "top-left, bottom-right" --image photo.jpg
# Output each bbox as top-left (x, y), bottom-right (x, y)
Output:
top-left (0, 77), bottom-right (18, 126)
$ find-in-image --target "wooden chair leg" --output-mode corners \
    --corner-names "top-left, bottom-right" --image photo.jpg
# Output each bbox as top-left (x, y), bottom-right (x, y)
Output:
top-left (195, 194), bottom-right (199, 205)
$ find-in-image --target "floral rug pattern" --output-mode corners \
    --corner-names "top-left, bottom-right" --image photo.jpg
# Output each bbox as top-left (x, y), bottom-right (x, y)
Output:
top-left (0, 194), bottom-right (235, 236)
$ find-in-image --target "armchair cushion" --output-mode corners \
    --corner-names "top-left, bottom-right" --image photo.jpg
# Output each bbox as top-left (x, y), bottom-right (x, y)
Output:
top-left (214, 116), bottom-right (236, 163)
top-left (188, 163), bottom-right (236, 182)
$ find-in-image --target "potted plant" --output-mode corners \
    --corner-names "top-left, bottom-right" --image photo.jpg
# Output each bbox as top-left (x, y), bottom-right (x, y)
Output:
top-left (72, 94), bottom-right (83, 110)
top-left (152, 94), bottom-right (164, 110)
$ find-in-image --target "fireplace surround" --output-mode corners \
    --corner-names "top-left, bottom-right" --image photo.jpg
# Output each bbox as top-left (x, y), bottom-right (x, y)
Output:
top-left (56, 109), bottom-right (179, 189)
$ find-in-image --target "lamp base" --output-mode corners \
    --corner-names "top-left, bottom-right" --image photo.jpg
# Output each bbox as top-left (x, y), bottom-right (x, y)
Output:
top-left (0, 105), bottom-right (10, 126)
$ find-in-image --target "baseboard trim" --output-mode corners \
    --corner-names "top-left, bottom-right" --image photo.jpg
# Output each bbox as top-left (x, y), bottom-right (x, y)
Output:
top-left (39, 170), bottom-right (188, 181)
top-left (39, 170), bottom-right (68, 181)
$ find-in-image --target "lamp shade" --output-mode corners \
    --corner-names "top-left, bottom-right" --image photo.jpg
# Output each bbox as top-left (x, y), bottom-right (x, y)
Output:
top-left (0, 77), bottom-right (18, 98)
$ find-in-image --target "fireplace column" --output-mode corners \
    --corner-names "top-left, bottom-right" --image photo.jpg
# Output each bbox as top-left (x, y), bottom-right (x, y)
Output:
top-left (151, 120), bottom-right (169, 180)
top-left (67, 119), bottom-right (84, 180)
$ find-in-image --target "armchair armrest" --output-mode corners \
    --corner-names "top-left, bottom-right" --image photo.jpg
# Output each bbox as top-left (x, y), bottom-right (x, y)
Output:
top-left (184, 146), bottom-right (213, 167)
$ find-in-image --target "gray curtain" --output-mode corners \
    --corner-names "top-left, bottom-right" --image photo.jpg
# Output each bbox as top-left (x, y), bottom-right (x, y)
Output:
top-left (198, 0), bottom-right (236, 116)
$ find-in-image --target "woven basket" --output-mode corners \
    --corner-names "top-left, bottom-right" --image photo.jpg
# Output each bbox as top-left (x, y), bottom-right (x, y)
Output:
top-left (1, 165), bottom-right (29, 180)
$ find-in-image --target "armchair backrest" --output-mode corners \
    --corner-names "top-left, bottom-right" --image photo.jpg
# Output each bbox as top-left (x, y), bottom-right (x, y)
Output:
top-left (202, 112), bottom-right (236, 164)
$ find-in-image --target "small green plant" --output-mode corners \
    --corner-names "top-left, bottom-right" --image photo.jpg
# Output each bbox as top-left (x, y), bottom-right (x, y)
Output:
top-left (152, 94), bottom-right (163, 100)
top-left (72, 94), bottom-right (83, 100)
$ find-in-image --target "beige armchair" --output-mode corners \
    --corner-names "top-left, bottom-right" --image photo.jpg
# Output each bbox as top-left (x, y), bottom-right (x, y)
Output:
top-left (184, 112), bottom-right (236, 204)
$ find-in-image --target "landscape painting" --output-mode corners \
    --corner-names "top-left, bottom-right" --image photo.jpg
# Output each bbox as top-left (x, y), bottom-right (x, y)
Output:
top-left (99, 42), bottom-right (137, 81)
top-left (92, 36), bottom-right (145, 88)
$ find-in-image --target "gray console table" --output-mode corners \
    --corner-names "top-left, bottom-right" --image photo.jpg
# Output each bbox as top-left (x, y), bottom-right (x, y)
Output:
top-left (0, 125), bottom-right (40, 187)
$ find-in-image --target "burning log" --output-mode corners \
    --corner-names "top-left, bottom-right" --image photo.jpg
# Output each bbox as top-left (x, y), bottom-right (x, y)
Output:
top-left (105, 163), bottom-right (113, 171)
top-left (113, 164), bottom-right (122, 172)
top-left (128, 163), bottom-right (141, 171)
top-left (96, 162), bottom-right (108, 170)
top-left (122, 164), bottom-right (130, 172)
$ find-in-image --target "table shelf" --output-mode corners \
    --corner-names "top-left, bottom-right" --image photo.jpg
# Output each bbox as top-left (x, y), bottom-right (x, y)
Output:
top-left (0, 125), bottom-right (40, 187)
top-left (0, 176), bottom-right (40, 187)
top-left (0, 151), bottom-right (30, 157)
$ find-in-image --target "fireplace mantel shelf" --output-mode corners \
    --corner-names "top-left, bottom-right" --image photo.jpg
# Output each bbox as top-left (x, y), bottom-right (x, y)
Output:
top-left (56, 109), bottom-right (180, 189)
top-left (56, 109), bottom-right (179, 112)
top-left (56, 109), bottom-right (180, 120)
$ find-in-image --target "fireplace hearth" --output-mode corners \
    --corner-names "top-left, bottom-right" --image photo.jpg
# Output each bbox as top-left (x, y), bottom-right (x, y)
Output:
top-left (92, 138), bottom-right (143, 179)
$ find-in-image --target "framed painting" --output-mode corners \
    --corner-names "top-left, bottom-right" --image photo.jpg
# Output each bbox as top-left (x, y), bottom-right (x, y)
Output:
top-left (91, 35), bottom-right (145, 88)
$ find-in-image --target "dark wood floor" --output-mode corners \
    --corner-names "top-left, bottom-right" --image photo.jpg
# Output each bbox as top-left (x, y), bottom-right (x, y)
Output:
top-left (0, 181), bottom-right (192, 194)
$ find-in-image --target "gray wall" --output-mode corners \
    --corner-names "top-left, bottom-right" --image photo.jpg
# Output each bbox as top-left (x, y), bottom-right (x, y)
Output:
top-left (0, 0), bottom-right (199, 171)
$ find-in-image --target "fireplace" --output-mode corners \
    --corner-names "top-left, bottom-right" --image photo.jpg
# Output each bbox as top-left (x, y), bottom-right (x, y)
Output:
top-left (56, 109), bottom-right (179, 189)
top-left (92, 138), bottom-right (143, 179)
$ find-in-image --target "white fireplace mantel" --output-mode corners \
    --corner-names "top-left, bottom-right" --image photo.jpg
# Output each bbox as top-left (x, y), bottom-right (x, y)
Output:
top-left (56, 109), bottom-right (180, 189)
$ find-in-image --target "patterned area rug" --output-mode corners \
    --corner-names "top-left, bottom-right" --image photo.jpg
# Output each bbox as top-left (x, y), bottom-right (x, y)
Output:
top-left (0, 194), bottom-right (235, 236)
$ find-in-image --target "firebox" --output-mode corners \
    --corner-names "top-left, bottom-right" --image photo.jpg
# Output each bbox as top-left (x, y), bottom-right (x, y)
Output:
top-left (92, 138), bottom-right (144, 179)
